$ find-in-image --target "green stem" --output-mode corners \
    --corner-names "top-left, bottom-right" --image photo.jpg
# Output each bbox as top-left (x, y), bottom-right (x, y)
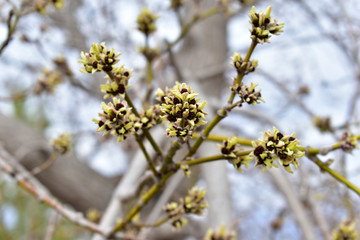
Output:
top-left (131, 217), bottom-right (169, 228)
top-left (146, 58), bottom-right (153, 85)
top-left (228, 40), bottom-right (257, 103)
top-left (123, 91), bottom-right (140, 116)
top-left (180, 150), bottom-right (252, 167)
top-left (31, 152), bottom-right (58, 175)
top-left (143, 58), bottom-right (154, 106)
top-left (124, 90), bottom-right (163, 156)
top-left (144, 34), bottom-right (154, 105)
top-left (309, 156), bottom-right (360, 197)
top-left (135, 134), bottom-right (160, 177)
top-left (164, 140), bottom-right (182, 165)
top-left (192, 133), bottom-right (253, 146)
top-left (152, 217), bottom-right (169, 227)
top-left (184, 114), bottom-right (223, 159)
top-left (110, 172), bottom-right (173, 234)
top-left (184, 41), bottom-right (258, 160)
top-left (159, 140), bottom-right (182, 175)
top-left (194, 133), bottom-right (360, 157)
top-left (106, 72), bottom-right (163, 157)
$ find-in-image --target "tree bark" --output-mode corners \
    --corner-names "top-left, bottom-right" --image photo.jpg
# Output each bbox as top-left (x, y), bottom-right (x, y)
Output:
top-left (176, 0), bottom-right (233, 228)
top-left (0, 114), bottom-right (117, 212)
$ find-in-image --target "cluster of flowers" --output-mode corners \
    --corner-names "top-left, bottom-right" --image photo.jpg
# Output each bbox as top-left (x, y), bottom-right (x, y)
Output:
top-left (79, 42), bottom-right (121, 74)
top-left (332, 219), bottom-right (358, 240)
top-left (231, 52), bottom-right (258, 75)
top-left (230, 52), bottom-right (263, 106)
top-left (170, 0), bottom-right (184, 10)
top-left (232, 82), bottom-right (264, 106)
top-left (339, 132), bottom-right (358, 153)
top-left (203, 224), bottom-right (236, 240)
top-left (137, 8), bottom-right (158, 36)
top-left (101, 65), bottom-right (132, 99)
top-left (251, 127), bottom-right (305, 173)
top-left (156, 82), bottom-right (207, 139)
top-left (51, 133), bottom-right (71, 154)
top-left (248, 6), bottom-right (284, 44)
top-left (218, 137), bottom-right (252, 173)
top-left (34, 69), bottom-right (62, 95)
top-left (164, 186), bottom-right (208, 230)
top-left (138, 46), bottom-right (159, 61)
top-left (93, 98), bottom-right (161, 142)
top-left (93, 99), bottom-right (139, 143)
top-left (313, 115), bottom-right (332, 132)
top-left (80, 43), bottom-right (162, 142)
top-left (35, 0), bottom-right (64, 14)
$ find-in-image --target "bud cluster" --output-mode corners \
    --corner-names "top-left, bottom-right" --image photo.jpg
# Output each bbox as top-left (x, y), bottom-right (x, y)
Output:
top-left (137, 8), bottom-right (158, 36)
top-left (232, 82), bottom-right (264, 106)
top-left (93, 98), bottom-right (141, 142)
top-left (182, 186), bottom-right (208, 215)
top-left (313, 116), bottom-right (332, 132)
top-left (34, 69), bottom-right (62, 95)
top-left (251, 127), bottom-right (305, 173)
top-left (138, 46), bottom-right (159, 61)
top-left (219, 137), bottom-right (238, 157)
top-left (51, 133), bottom-right (71, 154)
top-left (218, 137), bottom-right (252, 172)
top-left (164, 186), bottom-right (208, 230)
top-left (101, 65), bottom-right (132, 99)
top-left (248, 6), bottom-right (284, 44)
top-left (35, 0), bottom-right (64, 14)
top-left (79, 42), bottom-right (121, 74)
top-left (156, 82), bottom-right (207, 139)
top-left (340, 132), bottom-right (358, 153)
top-left (203, 224), bottom-right (236, 240)
top-left (171, 0), bottom-right (184, 10)
top-left (139, 105), bottom-right (162, 129)
top-left (332, 219), bottom-right (358, 240)
top-left (231, 52), bottom-right (258, 75)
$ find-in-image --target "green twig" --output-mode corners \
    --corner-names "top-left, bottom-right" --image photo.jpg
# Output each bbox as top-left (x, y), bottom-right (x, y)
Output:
top-left (110, 172), bottom-right (173, 235)
top-left (164, 140), bottom-right (182, 165)
top-left (146, 59), bottom-right (153, 85)
top-left (135, 134), bottom-right (160, 178)
top-left (228, 40), bottom-right (257, 103)
top-left (184, 41), bottom-right (258, 160)
top-left (143, 34), bottom-right (154, 105)
top-left (180, 150), bottom-right (252, 167)
top-left (152, 217), bottom-right (169, 227)
top-left (309, 155), bottom-right (360, 197)
top-left (133, 217), bottom-right (169, 228)
top-left (192, 133), bottom-right (253, 146)
top-left (31, 152), bottom-right (58, 175)
top-left (195, 133), bottom-right (360, 157)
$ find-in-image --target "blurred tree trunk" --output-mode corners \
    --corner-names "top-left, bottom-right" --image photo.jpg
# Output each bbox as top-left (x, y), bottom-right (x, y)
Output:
top-left (176, 0), bottom-right (233, 228)
top-left (0, 114), bottom-right (117, 212)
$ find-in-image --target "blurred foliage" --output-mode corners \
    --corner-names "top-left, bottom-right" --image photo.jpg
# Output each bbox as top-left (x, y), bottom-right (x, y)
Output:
top-left (0, 173), bottom-right (89, 239)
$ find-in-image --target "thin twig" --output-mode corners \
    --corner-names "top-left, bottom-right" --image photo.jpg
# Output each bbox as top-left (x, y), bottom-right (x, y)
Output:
top-left (0, 145), bottom-right (106, 236)
top-left (0, 3), bottom-right (23, 55)
top-left (31, 152), bottom-right (58, 176)
top-left (183, 40), bottom-right (258, 160)
top-left (44, 210), bottom-right (59, 240)
top-left (308, 155), bottom-right (360, 197)
top-left (135, 134), bottom-right (160, 178)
